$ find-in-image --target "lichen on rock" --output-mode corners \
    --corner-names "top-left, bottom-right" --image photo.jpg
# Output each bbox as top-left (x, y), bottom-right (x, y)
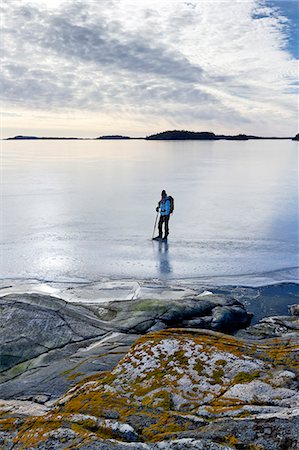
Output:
top-left (0, 286), bottom-right (298, 450)
top-left (1, 325), bottom-right (297, 449)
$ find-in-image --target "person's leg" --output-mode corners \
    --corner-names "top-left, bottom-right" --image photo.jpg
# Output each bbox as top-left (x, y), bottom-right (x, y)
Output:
top-left (164, 216), bottom-right (169, 238)
top-left (158, 216), bottom-right (163, 238)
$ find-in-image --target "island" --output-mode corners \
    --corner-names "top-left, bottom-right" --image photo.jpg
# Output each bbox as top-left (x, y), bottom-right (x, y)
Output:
top-left (146, 130), bottom-right (291, 140)
top-left (5, 130), bottom-right (295, 141)
top-left (96, 135), bottom-right (131, 140)
top-left (6, 135), bottom-right (82, 140)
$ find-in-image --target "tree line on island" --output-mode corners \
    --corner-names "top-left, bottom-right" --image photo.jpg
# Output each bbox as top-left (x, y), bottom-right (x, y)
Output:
top-left (6, 130), bottom-right (299, 140)
top-left (146, 130), bottom-right (298, 140)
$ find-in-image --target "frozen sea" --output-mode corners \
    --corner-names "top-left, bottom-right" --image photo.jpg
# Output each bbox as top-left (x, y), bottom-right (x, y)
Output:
top-left (1, 138), bottom-right (298, 287)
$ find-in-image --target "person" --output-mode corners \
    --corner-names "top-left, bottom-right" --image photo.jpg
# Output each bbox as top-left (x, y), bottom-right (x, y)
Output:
top-left (153, 190), bottom-right (171, 240)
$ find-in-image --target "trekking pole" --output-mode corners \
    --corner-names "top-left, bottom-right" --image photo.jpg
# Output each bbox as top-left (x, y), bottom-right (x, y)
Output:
top-left (152, 211), bottom-right (159, 240)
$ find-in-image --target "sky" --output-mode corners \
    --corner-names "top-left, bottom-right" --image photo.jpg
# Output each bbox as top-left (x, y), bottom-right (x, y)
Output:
top-left (1, 0), bottom-right (298, 137)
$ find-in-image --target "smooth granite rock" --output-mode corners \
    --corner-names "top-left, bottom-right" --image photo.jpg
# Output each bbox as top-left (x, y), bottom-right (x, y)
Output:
top-left (0, 287), bottom-right (298, 449)
top-left (92, 296), bottom-right (250, 333)
top-left (0, 293), bottom-right (109, 371)
top-left (0, 292), bottom-right (251, 400)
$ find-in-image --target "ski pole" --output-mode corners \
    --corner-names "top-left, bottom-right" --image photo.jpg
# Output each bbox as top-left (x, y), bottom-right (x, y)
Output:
top-left (152, 211), bottom-right (159, 240)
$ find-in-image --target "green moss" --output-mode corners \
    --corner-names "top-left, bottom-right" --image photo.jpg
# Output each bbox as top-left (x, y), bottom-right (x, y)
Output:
top-left (12, 416), bottom-right (62, 448)
top-left (133, 299), bottom-right (166, 313)
top-left (194, 360), bottom-right (204, 374)
top-left (0, 417), bottom-right (19, 431)
top-left (225, 434), bottom-right (239, 447)
top-left (152, 390), bottom-right (173, 410)
top-left (235, 410), bottom-right (253, 418)
top-left (67, 372), bottom-right (84, 381)
top-left (215, 359), bottom-right (227, 366)
top-left (70, 422), bottom-right (92, 438)
top-left (6, 329), bottom-right (298, 448)
top-left (142, 412), bottom-right (188, 441)
top-left (174, 349), bottom-right (189, 367)
top-left (210, 368), bottom-right (225, 385)
top-left (76, 417), bottom-right (98, 432)
top-left (140, 389), bottom-right (173, 410)
top-left (232, 371), bottom-right (260, 384)
top-left (61, 367), bottom-right (74, 376)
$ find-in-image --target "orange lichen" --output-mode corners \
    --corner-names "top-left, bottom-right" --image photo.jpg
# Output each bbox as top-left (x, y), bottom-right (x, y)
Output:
top-left (1, 329), bottom-right (297, 448)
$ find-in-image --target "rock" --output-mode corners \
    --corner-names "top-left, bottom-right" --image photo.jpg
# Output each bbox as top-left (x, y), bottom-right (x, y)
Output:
top-left (33, 394), bottom-right (51, 404)
top-left (222, 380), bottom-right (299, 406)
top-left (45, 427), bottom-right (77, 441)
top-left (211, 305), bottom-right (251, 331)
top-left (182, 317), bottom-right (211, 328)
top-left (104, 409), bottom-right (120, 419)
top-left (15, 395), bottom-right (33, 402)
top-left (71, 413), bottom-right (139, 442)
top-left (147, 320), bottom-right (167, 333)
top-left (236, 313), bottom-right (299, 340)
top-left (0, 399), bottom-right (49, 416)
top-left (97, 296), bottom-right (251, 334)
top-left (0, 292), bottom-right (141, 399)
top-left (1, 285), bottom-right (298, 449)
top-left (0, 293), bottom-right (109, 372)
top-left (0, 292), bottom-right (252, 401)
top-left (270, 370), bottom-right (297, 388)
top-left (195, 414), bottom-right (299, 450)
top-left (0, 331), bottom-right (138, 400)
top-left (0, 435), bottom-right (234, 449)
top-left (1, 326), bottom-right (298, 449)
top-left (289, 304), bottom-right (299, 316)
top-left (152, 440), bottom-right (233, 449)
top-left (126, 414), bottom-right (158, 433)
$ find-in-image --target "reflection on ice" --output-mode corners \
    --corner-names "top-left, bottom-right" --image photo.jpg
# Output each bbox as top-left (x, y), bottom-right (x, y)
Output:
top-left (154, 240), bottom-right (172, 276)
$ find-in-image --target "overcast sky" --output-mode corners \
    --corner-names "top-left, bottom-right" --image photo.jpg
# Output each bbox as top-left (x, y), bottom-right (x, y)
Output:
top-left (1, 0), bottom-right (298, 137)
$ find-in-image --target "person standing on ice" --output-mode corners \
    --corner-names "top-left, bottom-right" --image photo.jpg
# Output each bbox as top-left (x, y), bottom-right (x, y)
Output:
top-left (153, 190), bottom-right (171, 241)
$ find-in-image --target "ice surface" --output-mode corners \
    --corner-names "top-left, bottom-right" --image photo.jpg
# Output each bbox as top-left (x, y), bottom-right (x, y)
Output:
top-left (1, 139), bottom-right (298, 285)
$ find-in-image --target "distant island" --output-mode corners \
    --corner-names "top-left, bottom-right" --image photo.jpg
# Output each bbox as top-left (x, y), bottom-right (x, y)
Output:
top-left (6, 135), bottom-right (83, 140)
top-left (96, 135), bottom-right (131, 140)
top-left (6, 135), bottom-right (132, 140)
top-left (145, 130), bottom-right (293, 140)
top-left (5, 130), bottom-right (298, 140)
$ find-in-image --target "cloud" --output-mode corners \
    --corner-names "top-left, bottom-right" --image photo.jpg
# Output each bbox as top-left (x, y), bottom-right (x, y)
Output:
top-left (1, 0), bottom-right (298, 135)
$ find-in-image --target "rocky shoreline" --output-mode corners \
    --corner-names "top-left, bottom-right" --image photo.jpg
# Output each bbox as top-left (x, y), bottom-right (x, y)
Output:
top-left (0, 281), bottom-right (298, 449)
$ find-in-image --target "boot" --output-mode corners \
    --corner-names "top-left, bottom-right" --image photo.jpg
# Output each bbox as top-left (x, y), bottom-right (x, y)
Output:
top-left (153, 235), bottom-right (162, 241)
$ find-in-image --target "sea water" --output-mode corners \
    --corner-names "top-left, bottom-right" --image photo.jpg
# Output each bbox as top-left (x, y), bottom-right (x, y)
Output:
top-left (1, 139), bottom-right (298, 285)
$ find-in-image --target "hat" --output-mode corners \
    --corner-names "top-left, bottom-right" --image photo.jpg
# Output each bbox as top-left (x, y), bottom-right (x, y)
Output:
top-left (161, 190), bottom-right (167, 196)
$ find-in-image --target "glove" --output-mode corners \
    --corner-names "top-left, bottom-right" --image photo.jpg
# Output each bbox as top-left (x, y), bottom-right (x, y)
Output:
top-left (156, 207), bottom-right (159, 212)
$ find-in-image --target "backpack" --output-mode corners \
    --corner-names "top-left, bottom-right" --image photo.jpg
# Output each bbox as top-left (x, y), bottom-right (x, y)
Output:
top-left (168, 195), bottom-right (174, 214)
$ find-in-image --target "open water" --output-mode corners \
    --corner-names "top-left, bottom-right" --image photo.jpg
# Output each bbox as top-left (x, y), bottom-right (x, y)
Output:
top-left (1, 139), bottom-right (298, 286)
